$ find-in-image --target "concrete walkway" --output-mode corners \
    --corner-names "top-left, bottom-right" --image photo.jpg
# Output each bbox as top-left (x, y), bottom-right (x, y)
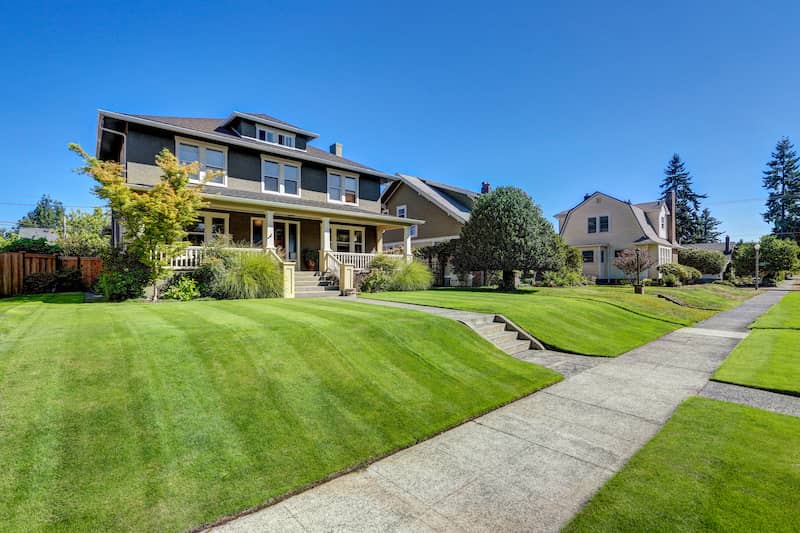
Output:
top-left (210, 290), bottom-right (786, 533)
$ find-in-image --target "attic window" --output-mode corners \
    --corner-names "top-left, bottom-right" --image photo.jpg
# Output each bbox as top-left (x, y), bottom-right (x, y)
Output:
top-left (255, 126), bottom-right (295, 148)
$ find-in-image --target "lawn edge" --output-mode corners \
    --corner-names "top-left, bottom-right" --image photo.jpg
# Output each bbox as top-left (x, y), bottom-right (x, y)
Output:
top-left (709, 378), bottom-right (800, 398)
top-left (188, 372), bottom-right (563, 532)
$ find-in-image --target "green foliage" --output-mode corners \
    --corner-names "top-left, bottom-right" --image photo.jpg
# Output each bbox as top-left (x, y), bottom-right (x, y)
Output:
top-left (659, 154), bottom-right (708, 244)
top-left (23, 272), bottom-right (57, 293)
top-left (541, 268), bottom-right (586, 287)
top-left (163, 275), bottom-right (200, 301)
top-left (369, 254), bottom-right (403, 273)
top-left (58, 208), bottom-right (110, 256)
top-left (658, 263), bottom-right (701, 283)
top-left (17, 194), bottom-right (65, 230)
top-left (97, 249), bottom-right (151, 301)
top-left (694, 208), bottom-right (723, 243)
top-left (205, 252), bottom-right (283, 299)
top-left (564, 243), bottom-right (582, 272)
top-left (661, 273), bottom-right (680, 287)
top-left (0, 230), bottom-right (18, 248)
top-left (0, 237), bottom-right (61, 254)
top-left (389, 260), bottom-right (434, 291)
top-left (678, 247), bottom-right (727, 274)
top-left (69, 143), bottom-right (207, 299)
top-left (360, 269), bottom-right (393, 293)
top-left (733, 236), bottom-right (800, 280)
top-left (762, 136), bottom-right (800, 240)
top-left (455, 187), bottom-right (563, 289)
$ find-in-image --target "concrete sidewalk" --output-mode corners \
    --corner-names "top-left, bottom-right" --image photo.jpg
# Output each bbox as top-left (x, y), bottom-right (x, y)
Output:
top-left (210, 290), bottom-right (785, 533)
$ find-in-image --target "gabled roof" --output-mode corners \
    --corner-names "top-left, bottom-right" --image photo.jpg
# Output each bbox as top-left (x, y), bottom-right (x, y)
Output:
top-left (383, 173), bottom-right (478, 224)
top-left (223, 111), bottom-right (320, 139)
top-left (557, 191), bottom-right (677, 248)
top-left (99, 110), bottom-right (394, 180)
top-left (634, 200), bottom-right (670, 215)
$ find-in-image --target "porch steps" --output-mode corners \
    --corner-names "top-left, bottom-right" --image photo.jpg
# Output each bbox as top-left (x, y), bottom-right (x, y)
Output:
top-left (294, 271), bottom-right (340, 298)
top-left (469, 318), bottom-right (544, 355)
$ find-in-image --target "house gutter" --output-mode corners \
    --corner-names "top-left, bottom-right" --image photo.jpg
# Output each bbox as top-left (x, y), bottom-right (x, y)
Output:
top-left (98, 110), bottom-right (397, 182)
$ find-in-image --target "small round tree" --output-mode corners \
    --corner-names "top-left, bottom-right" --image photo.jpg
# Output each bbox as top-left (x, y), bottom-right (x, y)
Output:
top-left (455, 187), bottom-right (562, 290)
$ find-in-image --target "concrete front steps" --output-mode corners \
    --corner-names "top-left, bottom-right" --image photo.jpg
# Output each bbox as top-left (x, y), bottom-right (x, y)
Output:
top-left (294, 271), bottom-right (340, 298)
top-left (464, 315), bottom-right (541, 355)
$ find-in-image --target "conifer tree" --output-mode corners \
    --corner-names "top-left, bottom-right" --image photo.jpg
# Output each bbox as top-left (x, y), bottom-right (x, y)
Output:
top-left (762, 137), bottom-right (800, 241)
top-left (695, 207), bottom-right (723, 243)
top-left (659, 154), bottom-right (706, 243)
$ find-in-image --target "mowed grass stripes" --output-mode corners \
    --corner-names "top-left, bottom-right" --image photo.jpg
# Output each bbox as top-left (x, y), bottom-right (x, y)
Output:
top-left (0, 294), bottom-right (560, 532)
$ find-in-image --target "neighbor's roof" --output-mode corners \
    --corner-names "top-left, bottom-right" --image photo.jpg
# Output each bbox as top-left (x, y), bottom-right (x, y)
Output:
top-left (557, 191), bottom-right (678, 248)
top-left (98, 110), bottom-right (394, 180)
top-left (385, 173), bottom-right (478, 224)
top-left (684, 242), bottom-right (732, 253)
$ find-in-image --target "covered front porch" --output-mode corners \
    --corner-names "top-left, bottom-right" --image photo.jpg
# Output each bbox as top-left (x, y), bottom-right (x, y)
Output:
top-left (169, 198), bottom-right (417, 274)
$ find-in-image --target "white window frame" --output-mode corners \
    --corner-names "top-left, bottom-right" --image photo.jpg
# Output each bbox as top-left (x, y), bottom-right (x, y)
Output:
top-left (260, 155), bottom-right (302, 197)
top-left (396, 205), bottom-right (417, 238)
top-left (175, 136), bottom-right (228, 187)
top-left (188, 211), bottom-right (230, 244)
top-left (331, 224), bottom-right (366, 253)
top-left (255, 125), bottom-right (296, 148)
top-left (598, 215), bottom-right (610, 233)
top-left (327, 169), bottom-right (359, 205)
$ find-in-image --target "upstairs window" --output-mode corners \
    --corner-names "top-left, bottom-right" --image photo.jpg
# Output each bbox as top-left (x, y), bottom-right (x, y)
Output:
top-left (396, 205), bottom-right (417, 237)
top-left (177, 138), bottom-right (227, 186)
top-left (587, 216), bottom-right (609, 234)
top-left (328, 171), bottom-right (359, 204)
top-left (261, 157), bottom-right (301, 196)
top-left (256, 126), bottom-right (295, 148)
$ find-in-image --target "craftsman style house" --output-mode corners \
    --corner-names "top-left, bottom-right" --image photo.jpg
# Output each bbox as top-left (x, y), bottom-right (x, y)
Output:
top-left (555, 191), bottom-right (680, 281)
top-left (95, 110), bottom-right (421, 296)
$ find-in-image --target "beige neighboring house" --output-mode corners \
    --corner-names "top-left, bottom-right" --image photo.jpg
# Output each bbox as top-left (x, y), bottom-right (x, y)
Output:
top-left (555, 191), bottom-right (680, 281)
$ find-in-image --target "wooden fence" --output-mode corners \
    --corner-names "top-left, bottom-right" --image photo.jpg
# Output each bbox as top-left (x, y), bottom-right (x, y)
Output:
top-left (0, 252), bottom-right (102, 297)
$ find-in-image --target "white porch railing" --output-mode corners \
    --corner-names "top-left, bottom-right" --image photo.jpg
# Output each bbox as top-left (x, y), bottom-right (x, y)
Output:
top-left (160, 246), bottom-right (265, 269)
top-left (328, 252), bottom-right (379, 271)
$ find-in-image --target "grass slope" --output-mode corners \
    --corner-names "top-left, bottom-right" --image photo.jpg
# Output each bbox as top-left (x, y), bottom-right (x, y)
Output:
top-left (0, 294), bottom-right (560, 532)
top-left (362, 285), bottom-right (750, 356)
top-left (564, 397), bottom-right (800, 532)
top-left (714, 292), bottom-right (800, 395)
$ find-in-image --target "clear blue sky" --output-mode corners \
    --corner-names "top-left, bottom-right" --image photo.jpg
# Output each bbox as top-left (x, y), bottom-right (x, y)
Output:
top-left (1, 0), bottom-right (798, 240)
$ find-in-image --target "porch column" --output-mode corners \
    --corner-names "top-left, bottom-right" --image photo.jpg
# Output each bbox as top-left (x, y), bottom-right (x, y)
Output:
top-left (320, 217), bottom-right (331, 270)
top-left (376, 225), bottom-right (385, 253)
top-left (403, 226), bottom-right (413, 260)
top-left (265, 211), bottom-right (275, 249)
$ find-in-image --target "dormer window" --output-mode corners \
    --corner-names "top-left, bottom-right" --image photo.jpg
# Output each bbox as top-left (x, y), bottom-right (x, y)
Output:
top-left (256, 125), bottom-right (295, 148)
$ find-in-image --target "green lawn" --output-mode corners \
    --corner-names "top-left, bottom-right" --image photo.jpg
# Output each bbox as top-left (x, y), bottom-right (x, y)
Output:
top-left (713, 293), bottom-right (800, 395)
top-left (0, 294), bottom-right (560, 532)
top-left (362, 284), bottom-right (751, 356)
top-left (564, 397), bottom-right (800, 532)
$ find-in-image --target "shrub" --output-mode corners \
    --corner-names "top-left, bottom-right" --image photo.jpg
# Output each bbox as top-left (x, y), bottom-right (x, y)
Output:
top-left (713, 280), bottom-right (736, 287)
top-left (389, 260), bottom-right (433, 291)
top-left (679, 248), bottom-right (727, 274)
top-left (163, 275), bottom-right (200, 301)
top-left (97, 249), bottom-right (151, 301)
top-left (23, 272), bottom-right (57, 293)
top-left (55, 268), bottom-right (84, 292)
top-left (211, 252), bottom-right (283, 299)
top-left (662, 274), bottom-right (680, 287)
top-left (0, 237), bottom-right (61, 254)
top-left (369, 254), bottom-right (402, 273)
top-left (542, 269), bottom-right (586, 287)
top-left (658, 263), bottom-right (700, 284)
top-left (360, 269), bottom-right (393, 293)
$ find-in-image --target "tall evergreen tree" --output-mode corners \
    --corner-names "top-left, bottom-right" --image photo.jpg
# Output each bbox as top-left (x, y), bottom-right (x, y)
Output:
top-left (695, 207), bottom-right (723, 243)
top-left (16, 194), bottom-right (65, 230)
top-left (762, 137), bottom-right (800, 240)
top-left (659, 154), bottom-right (707, 244)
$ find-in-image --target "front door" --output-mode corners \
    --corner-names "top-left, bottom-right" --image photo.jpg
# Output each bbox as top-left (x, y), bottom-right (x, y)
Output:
top-left (274, 219), bottom-right (299, 261)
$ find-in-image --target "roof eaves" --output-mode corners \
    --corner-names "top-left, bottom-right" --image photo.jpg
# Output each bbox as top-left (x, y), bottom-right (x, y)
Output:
top-left (395, 173), bottom-right (470, 224)
top-left (229, 111), bottom-right (320, 139)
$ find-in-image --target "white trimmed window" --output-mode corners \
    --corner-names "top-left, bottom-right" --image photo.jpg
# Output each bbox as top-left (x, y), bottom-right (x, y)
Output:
top-left (396, 205), bottom-right (417, 237)
top-left (261, 157), bottom-right (301, 196)
top-left (328, 170), bottom-right (359, 204)
top-left (587, 216), bottom-right (610, 234)
top-left (176, 137), bottom-right (227, 186)
top-left (256, 125), bottom-right (295, 148)
top-left (186, 212), bottom-right (229, 245)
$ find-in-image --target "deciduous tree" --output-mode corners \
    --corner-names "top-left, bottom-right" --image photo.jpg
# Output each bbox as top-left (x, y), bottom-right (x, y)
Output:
top-left (69, 144), bottom-right (207, 300)
top-left (612, 248), bottom-right (657, 284)
top-left (58, 208), bottom-right (110, 256)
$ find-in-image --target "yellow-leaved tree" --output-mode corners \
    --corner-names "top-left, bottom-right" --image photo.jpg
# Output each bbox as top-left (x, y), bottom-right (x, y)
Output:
top-left (69, 144), bottom-right (208, 300)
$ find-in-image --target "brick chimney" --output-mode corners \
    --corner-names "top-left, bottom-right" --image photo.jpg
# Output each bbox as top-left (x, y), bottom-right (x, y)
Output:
top-left (724, 235), bottom-right (731, 255)
top-left (668, 189), bottom-right (677, 244)
top-left (481, 181), bottom-right (491, 194)
top-left (329, 143), bottom-right (342, 157)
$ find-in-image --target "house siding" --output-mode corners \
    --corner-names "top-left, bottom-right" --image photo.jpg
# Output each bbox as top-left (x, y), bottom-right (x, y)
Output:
top-left (383, 183), bottom-right (464, 246)
top-left (123, 121), bottom-right (381, 213)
